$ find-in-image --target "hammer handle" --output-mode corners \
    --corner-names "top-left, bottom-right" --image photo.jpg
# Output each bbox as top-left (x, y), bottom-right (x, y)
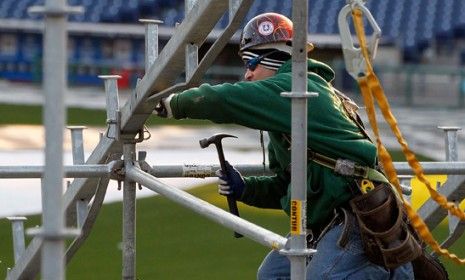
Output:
top-left (226, 196), bottom-right (243, 238)
top-left (217, 145), bottom-right (243, 238)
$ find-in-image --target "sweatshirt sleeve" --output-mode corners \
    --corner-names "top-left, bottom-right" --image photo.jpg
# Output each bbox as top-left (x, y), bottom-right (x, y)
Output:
top-left (241, 171), bottom-right (289, 209)
top-left (170, 78), bottom-right (292, 133)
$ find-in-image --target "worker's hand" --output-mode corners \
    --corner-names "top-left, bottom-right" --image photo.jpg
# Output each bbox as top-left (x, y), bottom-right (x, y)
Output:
top-left (154, 93), bottom-right (175, 118)
top-left (216, 161), bottom-right (245, 200)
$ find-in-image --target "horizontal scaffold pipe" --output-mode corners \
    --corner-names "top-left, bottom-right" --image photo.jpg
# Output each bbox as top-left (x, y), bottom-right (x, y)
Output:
top-left (126, 165), bottom-right (288, 250)
top-left (2, 161), bottom-right (463, 180)
top-left (149, 164), bottom-right (273, 178)
top-left (394, 162), bottom-right (465, 175)
top-left (149, 162), bottom-right (465, 177)
top-left (0, 164), bottom-right (112, 178)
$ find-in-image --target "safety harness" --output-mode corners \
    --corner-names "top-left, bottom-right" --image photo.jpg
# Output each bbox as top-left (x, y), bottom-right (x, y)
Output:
top-left (282, 133), bottom-right (387, 183)
top-left (350, 5), bottom-right (465, 265)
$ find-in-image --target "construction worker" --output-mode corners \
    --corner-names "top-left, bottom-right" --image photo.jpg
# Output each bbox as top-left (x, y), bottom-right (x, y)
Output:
top-left (155, 12), bottom-right (414, 279)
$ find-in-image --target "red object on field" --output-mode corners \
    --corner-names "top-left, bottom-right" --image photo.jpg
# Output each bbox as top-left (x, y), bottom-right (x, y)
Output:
top-left (111, 68), bottom-right (131, 89)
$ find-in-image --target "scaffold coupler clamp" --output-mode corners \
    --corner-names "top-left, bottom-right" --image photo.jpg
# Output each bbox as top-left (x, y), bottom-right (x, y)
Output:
top-left (280, 243), bottom-right (316, 259)
top-left (110, 159), bottom-right (125, 190)
top-left (337, 0), bottom-right (381, 79)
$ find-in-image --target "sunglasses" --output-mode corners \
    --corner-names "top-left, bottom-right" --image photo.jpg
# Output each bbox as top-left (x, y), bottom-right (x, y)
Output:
top-left (244, 50), bottom-right (279, 71)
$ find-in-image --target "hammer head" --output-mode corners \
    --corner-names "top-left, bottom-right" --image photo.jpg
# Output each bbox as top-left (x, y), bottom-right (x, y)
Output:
top-left (199, 133), bottom-right (237, 148)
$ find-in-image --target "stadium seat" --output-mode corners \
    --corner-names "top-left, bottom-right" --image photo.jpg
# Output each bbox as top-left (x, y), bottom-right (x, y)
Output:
top-left (452, 0), bottom-right (465, 38)
top-left (2, 0), bottom-right (465, 85)
top-left (100, 7), bottom-right (119, 23)
top-left (119, 5), bottom-right (139, 23)
top-left (309, 0), bottom-right (325, 34)
top-left (139, 0), bottom-right (161, 19)
top-left (321, 0), bottom-right (340, 34)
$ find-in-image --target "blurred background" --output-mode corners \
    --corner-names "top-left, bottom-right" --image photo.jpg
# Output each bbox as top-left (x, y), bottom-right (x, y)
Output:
top-left (1, 0), bottom-right (465, 107)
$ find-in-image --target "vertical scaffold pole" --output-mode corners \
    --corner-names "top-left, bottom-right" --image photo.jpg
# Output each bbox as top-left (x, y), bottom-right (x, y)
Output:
top-left (439, 126), bottom-right (462, 248)
top-left (439, 126), bottom-right (461, 162)
top-left (139, 19), bottom-right (163, 72)
top-left (7, 217), bottom-right (27, 263)
top-left (67, 126), bottom-right (87, 165)
top-left (68, 126), bottom-right (89, 228)
top-left (280, 0), bottom-right (317, 278)
top-left (185, 0), bottom-right (199, 80)
top-left (122, 143), bottom-right (137, 280)
top-left (40, 2), bottom-right (67, 276)
top-left (27, 1), bottom-right (82, 279)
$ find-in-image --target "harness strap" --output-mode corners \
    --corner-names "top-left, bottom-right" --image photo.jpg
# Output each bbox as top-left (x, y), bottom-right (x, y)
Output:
top-left (282, 133), bottom-right (387, 183)
top-left (308, 149), bottom-right (388, 183)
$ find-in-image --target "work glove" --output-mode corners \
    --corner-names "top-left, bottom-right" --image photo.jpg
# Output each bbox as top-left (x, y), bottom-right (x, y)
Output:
top-left (216, 161), bottom-right (245, 200)
top-left (154, 93), bottom-right (175, 118)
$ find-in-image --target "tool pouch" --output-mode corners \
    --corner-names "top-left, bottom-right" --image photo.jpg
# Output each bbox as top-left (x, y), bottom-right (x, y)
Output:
top-left (412, 250), bottom-right (449, 280)
top-left (350, 183), bottom-right (422, 268)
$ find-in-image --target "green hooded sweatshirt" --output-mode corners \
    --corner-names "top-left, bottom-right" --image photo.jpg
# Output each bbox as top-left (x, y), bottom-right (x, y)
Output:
top-left (170, 59), bottom-right (377, 228)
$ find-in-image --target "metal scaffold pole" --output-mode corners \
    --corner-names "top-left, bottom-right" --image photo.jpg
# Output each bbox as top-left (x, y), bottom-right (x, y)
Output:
top-left (122, 143), bottom-right (137, 280)
top-left (37, 0), bottom-right (68, 278)
top-left (25, 1), bottom-right (82, 279)
top-left (281, 0), bottom-right (317, 278)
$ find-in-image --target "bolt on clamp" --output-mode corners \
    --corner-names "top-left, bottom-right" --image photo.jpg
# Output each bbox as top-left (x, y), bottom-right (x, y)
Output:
top-left (337, 0), bottom-right (381, 79)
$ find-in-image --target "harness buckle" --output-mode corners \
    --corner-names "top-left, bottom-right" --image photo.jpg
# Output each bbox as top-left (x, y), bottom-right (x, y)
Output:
top-left (335, 159), bottom-right (356, 176)
top-left (358, 165), bottom-right (369, 178)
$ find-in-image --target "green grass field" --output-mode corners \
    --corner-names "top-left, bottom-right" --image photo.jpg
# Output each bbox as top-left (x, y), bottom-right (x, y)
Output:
top-left (1, 184), bottom-right (464, 279)
top-left (0, 104), bottom-right (210, 127)
top-left (0, 184), bottom-right (290, 279)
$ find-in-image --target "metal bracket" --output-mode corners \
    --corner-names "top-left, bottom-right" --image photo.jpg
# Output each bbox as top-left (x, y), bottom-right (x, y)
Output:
top-left (335, 159), bottom-right (356, 176)
top-left (109, 152), bottom-right (149, 191)
top-left (119, 126), bottom-right (151, 144)
top-left (279, 248), bottom-right (316, 257)
top-left (337, 0), bottom-right (381, 79)
top-left (136, 151), bottom-right (151, 173)
top-left (105, 110), bottom-right (121, 141)
top-left (109, 160), bottom-right (125, 182)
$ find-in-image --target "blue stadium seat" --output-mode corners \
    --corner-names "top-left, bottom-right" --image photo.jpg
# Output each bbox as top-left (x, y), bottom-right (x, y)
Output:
top-left (3, 0), bottom-right (465, 78)
top-left (413, 0), bottom-right (434, 51)
top-left (100, 7), bottom-right (119, 23)
top-left (452, 0), bottom-right (465, 38)
top-left (119, 4), bottom-right (140, 23)
top-left (321, 0), bottom-right (342, 34)
top-left (139, 0), bottom-right (161, 19)
top-left (434, 0), bottom-right (454, 42)
top-left (309, 0), bottom-right (325, 34)
top-left (385, 0), bottom-right (404, 39)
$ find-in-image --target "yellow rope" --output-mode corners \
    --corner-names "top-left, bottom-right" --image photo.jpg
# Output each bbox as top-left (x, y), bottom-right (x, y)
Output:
top-left (352, 8), bottom-right (465, 265)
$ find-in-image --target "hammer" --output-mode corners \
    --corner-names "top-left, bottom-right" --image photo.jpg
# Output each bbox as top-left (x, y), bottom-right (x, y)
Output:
top-left (199, 133), bottom-right (243, 238)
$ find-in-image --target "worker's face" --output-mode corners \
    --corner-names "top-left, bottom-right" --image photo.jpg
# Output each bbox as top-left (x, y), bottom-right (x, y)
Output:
top-left (244, 64), bottom-right (276, 81)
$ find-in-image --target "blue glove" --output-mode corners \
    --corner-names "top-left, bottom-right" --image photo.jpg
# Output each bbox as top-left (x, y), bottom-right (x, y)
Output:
top-left (154, 93), bottom-right (175, 118)
top-left (216, 161), bottom-right (245, 200)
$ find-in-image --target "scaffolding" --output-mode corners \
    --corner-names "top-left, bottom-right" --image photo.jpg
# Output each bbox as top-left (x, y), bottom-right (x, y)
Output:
top-left (1, 0), bottom-right (465, 279)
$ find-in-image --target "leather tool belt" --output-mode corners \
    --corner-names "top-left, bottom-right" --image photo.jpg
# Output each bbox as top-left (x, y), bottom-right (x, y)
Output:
top-left (350, 182), bottom-right (422, 269)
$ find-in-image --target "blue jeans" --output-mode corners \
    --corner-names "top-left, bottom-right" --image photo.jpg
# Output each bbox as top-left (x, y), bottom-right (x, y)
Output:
top-left (257, 223), bottom-right (414, 280)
